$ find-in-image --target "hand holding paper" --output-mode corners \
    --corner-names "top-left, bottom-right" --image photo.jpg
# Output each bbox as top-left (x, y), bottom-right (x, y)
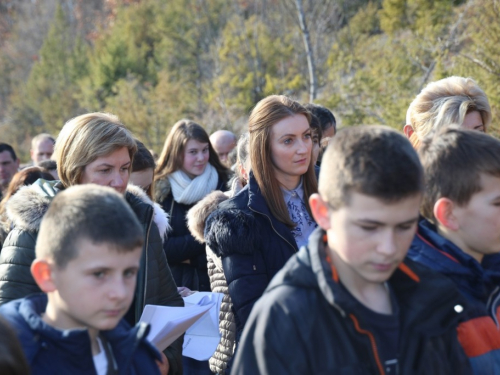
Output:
top-left (139, 301), bottom-right (214, 352)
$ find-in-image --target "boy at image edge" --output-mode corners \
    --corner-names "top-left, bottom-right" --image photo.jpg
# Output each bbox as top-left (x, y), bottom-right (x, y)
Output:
top-left (0, 185), bottom-right (162, 375)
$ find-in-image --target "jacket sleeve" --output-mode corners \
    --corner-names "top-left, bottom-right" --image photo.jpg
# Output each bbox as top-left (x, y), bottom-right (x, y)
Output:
top-left (163, 233), bottom-right (205, 264)
top-left (231, 289), bottom-right (308, 375)
top-left (147, 221), bottom-right (184, 375)
top-left (0, 229), bottom-right (41, 305)
top-left (205, 208), bottom-right (268, 339)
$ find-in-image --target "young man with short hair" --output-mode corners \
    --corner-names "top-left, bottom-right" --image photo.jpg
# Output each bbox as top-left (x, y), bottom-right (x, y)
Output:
top-left (232, 126), bottom-right (471, 375)
top-left (408, 127), bottom-right (500, 373)
top-left (0, 185), bottom-right (162, 375)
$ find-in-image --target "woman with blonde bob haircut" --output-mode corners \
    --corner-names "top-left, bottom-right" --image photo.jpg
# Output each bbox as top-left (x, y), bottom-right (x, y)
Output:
top-left (204, 95), bottom-right (318, 343)
top-left (0, 112), bottom-right (183, 375)
top-left (404, 76), bottom-right (492, 148)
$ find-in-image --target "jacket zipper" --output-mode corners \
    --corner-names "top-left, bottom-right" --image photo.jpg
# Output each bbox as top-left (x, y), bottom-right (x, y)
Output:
top-left (349, 314), bottom-right (385, 375)
top-left (248, 206), bottom-right (297, 252)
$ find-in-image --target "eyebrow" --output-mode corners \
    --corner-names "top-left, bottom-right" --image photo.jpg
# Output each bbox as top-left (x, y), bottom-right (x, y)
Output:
top-left (278, 127), bottom-right (312, 140)
top-left (354, 216), bottom-right (420, 226)
top-left (96, 161), bottom-right (131, 168)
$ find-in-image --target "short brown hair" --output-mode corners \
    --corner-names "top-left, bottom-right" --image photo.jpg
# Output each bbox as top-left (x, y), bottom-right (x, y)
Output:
top-left (419, 127), bottom-right (500, 223)
top-left (249, 95), bottom-right (317, 228)
top-left (320, 125), bottom-right (423, 210)
top-left (53, 113), bottom-right (137, 188)
top-left (36, 185), bottom-right (144, 269)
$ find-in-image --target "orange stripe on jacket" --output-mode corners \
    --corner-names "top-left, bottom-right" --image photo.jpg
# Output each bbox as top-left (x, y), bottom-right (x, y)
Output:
top-left (457, 310), bottom-right (500, 358)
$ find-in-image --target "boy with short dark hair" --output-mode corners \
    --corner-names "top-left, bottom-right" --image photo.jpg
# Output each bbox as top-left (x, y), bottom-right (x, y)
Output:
top-left (232, 126), bottom-right (471, 374)
top-left (0, 185), bottom-right (161, 375)
top-left (408, 127), bottom-right (500, 373)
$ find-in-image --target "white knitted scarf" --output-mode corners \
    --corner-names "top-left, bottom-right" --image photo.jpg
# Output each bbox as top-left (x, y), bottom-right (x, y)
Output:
top-left (167, 163), bottom-right (219, 205)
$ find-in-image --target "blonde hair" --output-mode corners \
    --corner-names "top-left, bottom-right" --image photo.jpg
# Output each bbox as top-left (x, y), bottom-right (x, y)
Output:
top-left (249, 95), bottom-right (317, 228)
top-left (407, 76), bottom-right (491, 148)
top-left (53, 113), bottom-right (137, 188)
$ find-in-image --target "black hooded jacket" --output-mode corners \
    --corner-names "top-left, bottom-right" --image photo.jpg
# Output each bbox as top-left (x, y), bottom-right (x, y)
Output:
top-left (232, 228), bottom-right (473, 375)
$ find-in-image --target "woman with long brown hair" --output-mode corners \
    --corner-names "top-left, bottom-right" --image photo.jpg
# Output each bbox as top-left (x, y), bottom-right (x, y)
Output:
top-left (154, 119), bottom-right (230, 292)
top-left (204, 95), bottom-right (318, 343)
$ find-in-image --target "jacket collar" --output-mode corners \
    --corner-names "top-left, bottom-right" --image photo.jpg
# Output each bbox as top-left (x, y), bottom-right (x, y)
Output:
top-left (273, 227), bottom-right (467, 333)
top-left (17, 294), bottom-right (159, 366)
top-left (411, 218), bottom-right (500, 301)
top-left (246, 172), bottom-right (298, 251)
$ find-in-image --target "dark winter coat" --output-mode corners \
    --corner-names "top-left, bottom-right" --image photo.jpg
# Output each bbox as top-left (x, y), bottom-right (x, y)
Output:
top-left (408, 218), bottom-right (500, 374)
top-left (155, 173), bottom-right (227, 292)
top-left (233, 228), bottom-right (473, 375)
top-left (188, 189), bottom-right (236, 375)
top-left (0, 293), bottom-right (161, 375)
top-left (204, 173), bottom-right (299, 339)
top-left (0, 180), bottom-right (184, 375)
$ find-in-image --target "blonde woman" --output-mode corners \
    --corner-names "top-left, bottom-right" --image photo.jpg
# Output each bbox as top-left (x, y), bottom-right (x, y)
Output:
top-left (404, 76), bottom-right (491, 148)
top-left (0, 113), bottom-right (183, 375)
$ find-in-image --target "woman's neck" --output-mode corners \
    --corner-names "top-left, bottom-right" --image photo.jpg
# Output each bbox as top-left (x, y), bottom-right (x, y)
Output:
top-left (276, 174), bottom-right (301, 191)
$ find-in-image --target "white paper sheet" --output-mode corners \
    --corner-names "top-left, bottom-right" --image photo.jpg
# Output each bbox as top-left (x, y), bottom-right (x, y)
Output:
top-left (182, 292), bottom-right (224, 360)
top-left (139, 302), bottom-right (214, 352)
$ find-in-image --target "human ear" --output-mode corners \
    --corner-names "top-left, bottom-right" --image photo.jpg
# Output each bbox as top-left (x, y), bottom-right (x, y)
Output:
top-left (309, 194), bottom-right (331, 230)
top-left (434, 198), bottom-right (459, 231)
top-left (31, 260), bottom-right (57, 293)
top-left (403, 124), bottom-right (414, 139)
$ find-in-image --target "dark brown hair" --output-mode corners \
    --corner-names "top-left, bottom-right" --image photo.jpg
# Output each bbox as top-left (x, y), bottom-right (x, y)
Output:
top-left (418, 127), bottom-right (500, 223)
top-left (319, 125), bottom-right (423, 210)
top-left (132, 139), bottom-right (156, 198)
top-left (0, 316), bottom-right (30, 375)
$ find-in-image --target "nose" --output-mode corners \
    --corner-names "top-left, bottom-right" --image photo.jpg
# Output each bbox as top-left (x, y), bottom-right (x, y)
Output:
top-left (297, 138), bottom-right (309, 155)
top-left (109, 172), bottom-right (125, 190)
top-left (376, 230), bottom-right (398, 256)
top-left (108, 277), bottom-right (128, 301)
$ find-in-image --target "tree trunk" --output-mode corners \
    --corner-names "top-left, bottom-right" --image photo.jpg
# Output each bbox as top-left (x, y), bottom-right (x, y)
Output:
top-left (294, 0), bottom-right (316, 102)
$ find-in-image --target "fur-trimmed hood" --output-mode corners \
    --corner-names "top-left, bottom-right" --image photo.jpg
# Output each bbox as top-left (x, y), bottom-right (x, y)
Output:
top-left (187, 190), bottom-right (229, 244)
top-left (6, 180), bottom-right (170, 242)
top-left (6, 179), bottom-right (60, 232)
top-left (126, 184), bottom-right (170, 242)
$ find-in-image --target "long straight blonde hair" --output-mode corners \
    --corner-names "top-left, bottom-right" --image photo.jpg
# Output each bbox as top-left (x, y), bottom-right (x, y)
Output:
top-left (249, 95), bottom-right (317, 228)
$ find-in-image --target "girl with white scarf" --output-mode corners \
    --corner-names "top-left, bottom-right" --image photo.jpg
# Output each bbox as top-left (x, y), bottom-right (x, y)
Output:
top-left (154, 119), bottom-right (230, 293)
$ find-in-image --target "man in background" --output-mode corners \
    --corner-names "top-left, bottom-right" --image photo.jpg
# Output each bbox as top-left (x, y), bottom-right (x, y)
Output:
top-left (30, 134), bottom-right (55, 166)
top-left (210, 130), bottom-right (237, 167)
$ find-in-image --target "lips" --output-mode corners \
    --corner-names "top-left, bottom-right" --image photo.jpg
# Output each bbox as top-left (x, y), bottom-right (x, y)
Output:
top-left (294, 158), bottom-right (308, 164)
top-left (371, 263), bottom-right (393, 272)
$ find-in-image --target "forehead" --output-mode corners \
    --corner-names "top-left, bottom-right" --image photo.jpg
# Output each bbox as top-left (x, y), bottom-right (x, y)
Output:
top-left (271, 114), bottom-right (309, 137)
top-left (66, 239), bottom-right (142, 269)
top-left (185, 139), bottom-right (208, 150)
top-left (35, 139), bottom-right (54, 150)
top-left (462, 111), bottom-right (483, 130)
top-left (90, 147), bottom-right (130, 164)
top-left (0, 150), bottom-right (14, 162)
top-left (334, 192), bottom-right (421, 223)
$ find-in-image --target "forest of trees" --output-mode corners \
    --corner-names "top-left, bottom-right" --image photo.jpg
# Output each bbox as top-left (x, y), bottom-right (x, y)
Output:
top-left (0, 0), bottom-right (498, 160)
